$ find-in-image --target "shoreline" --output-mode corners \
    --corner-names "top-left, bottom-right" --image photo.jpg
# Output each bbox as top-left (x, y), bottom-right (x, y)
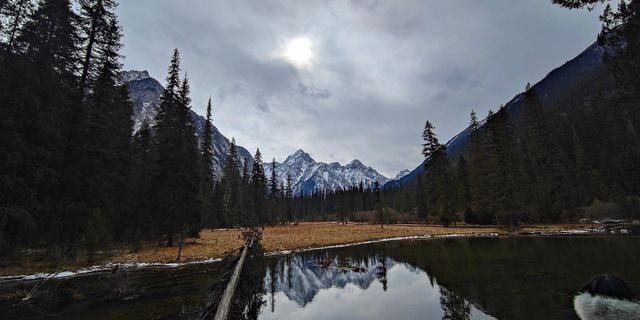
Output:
top-left (0, 223), bottom-right (617, 282)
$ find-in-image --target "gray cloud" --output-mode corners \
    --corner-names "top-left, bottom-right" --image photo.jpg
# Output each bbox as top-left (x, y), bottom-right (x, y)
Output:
top-left (117, 0), bottom-right (604, 177)
top-left (298, 83), bottom-right (331, 100)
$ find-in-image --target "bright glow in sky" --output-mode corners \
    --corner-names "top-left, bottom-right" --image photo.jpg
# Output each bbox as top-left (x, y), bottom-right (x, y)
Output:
top-left (284, 37), bottom-right (313, 66)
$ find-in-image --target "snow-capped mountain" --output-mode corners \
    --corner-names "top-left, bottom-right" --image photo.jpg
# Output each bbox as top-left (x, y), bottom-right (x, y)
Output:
top-left (264, 149), bottom-right (389, 196)
top-left (118, 70), bottom-right (253, 178)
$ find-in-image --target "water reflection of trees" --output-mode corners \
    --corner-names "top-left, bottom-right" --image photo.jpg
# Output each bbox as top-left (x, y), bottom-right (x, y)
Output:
top-left (375, 245), bottom-right (388, 291)
top-left (371, 237), bottom-right (640, 320)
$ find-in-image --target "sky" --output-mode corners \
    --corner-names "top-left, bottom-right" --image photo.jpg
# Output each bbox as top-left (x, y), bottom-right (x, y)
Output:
top-left (117, 0), bottom-right (603, 178)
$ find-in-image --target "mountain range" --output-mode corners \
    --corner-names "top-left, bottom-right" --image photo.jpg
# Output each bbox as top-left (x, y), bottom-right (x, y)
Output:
top-left (264, 149), bottom-right (389, 196)
top-left (119, 70), bottom-right (395, 194)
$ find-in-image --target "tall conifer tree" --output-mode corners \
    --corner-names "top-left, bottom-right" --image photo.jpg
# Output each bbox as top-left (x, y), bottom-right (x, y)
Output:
top-left (151, 50), bottom-right (202, 244)
top-left (200, 97), bottom-right (216, 227)
top-left (251, 149), bottom-right (267, 226)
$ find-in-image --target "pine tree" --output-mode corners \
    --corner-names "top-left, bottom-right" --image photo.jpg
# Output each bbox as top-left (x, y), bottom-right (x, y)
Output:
top-left (200, 97), bottom-right (216, 227)
top-left (131, 121), bottom-right (155, 240)
top-left (76, 16), bottom-right (132, 243)
top-left (240, 158), bottom-right (255, 226)
top-left (421, 120), bottom-right (454, 224)
top-left (202, 98), bottom-right (215, 184)
top-left (251, 148), bottom-right (267, 226)
top-left (373, 181), bottom-right (384, 228)
top-left (422, 120), bottom-right (440, 161)
top-left (13, 0), bottom-right (77, 71)
top-left (488, 107), bottom-right (521, 228)
top-left (0, 0), bottom-right (33, 50)
top-left (77, 0), bottom-right (118, 97)
top-left (151, 49), bottom-right (202, 244)
top-left (150, 49), bottom-right (182, 243)
top-left (177, 75), bottom-right (203, 236)
top-left (284, 174), bottom-right (293, 221)
top-left (221, 138), bottom-right (242, 227)
top-left (269, 158), bottom-right (279, 224)
top-left (465, 111), bottom-right (488, 223)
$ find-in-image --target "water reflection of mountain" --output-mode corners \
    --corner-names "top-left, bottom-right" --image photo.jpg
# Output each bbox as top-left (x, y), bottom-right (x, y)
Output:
top-left (260, 246), bottom-right (487, 320)
top-left (263, 253), bottom-right (394, 306)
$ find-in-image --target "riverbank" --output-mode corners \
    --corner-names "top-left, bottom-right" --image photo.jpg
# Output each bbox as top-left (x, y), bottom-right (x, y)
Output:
top-left (0, 222), bottom-right (610, 279)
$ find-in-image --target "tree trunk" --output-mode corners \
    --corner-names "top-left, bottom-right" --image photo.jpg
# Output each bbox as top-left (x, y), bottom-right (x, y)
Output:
top-left (176, 233), bottom-right (183, 261)
top-left (79, 0), bottom-right (103, 97)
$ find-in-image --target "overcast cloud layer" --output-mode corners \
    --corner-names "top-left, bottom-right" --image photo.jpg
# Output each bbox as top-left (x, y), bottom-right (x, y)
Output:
top-left (117, 0), bottom-right (603, 177)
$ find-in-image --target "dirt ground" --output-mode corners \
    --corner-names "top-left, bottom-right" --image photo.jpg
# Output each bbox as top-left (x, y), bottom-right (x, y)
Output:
top-left (1, 222), bottom-right (598, 277)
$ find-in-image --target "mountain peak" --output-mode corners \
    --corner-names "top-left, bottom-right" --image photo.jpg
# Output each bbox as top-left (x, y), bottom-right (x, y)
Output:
top-left (284, 149), bottom-right (314, 165)
top-left (393, 169), bottom-right (411, 180)
top-left (266, 150), bottom-right (389, 196)
top-left (347, 159), bottom-right (365, 168)
top-left (118, 70), bottom-right (151, 84)
top-left (293, 149), bottom-right (307, 156)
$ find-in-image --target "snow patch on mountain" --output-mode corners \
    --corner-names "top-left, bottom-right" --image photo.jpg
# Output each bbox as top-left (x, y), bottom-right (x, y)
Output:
top-left (264, 149), bottom-right (389, 196)
top-left (392, 169), bottom-right (411, 181)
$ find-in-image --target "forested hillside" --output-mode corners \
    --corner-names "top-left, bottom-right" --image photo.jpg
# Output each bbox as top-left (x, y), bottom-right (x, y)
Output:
top-left (0, 0), bottom-right (285, 260)
top-left (415, 0), bottom-right (640, 227)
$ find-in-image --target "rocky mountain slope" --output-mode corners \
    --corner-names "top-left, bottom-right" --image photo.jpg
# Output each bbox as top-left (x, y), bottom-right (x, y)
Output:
top-left (118, 70), bottom-right (253, 178)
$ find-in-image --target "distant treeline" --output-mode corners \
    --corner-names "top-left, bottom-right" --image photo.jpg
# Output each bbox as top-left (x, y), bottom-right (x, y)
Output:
top-left (289, 1), bottom-right (640, 227)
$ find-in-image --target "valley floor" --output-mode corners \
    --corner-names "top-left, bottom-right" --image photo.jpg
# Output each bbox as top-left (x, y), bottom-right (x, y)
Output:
top-left (1, 222), bottom-right (607, 278)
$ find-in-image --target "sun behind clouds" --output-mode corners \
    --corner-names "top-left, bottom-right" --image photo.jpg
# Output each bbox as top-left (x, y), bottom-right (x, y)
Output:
top-left (284, 37), bottom-right (313, 67)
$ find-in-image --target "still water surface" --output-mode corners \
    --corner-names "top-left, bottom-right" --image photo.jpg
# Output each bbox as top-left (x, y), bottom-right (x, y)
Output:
top-left (1, 236), bottom-right (639, 319)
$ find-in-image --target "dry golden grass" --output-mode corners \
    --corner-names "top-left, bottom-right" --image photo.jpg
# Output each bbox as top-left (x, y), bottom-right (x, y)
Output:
top-left (0, 222), bottom-right (596, 277)
top-left (111, 222), bottom-right (593, 264)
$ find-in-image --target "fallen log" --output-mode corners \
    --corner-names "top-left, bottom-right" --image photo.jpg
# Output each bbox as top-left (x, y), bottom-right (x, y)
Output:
top-left (209, 231), bottom-right (256, 320)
